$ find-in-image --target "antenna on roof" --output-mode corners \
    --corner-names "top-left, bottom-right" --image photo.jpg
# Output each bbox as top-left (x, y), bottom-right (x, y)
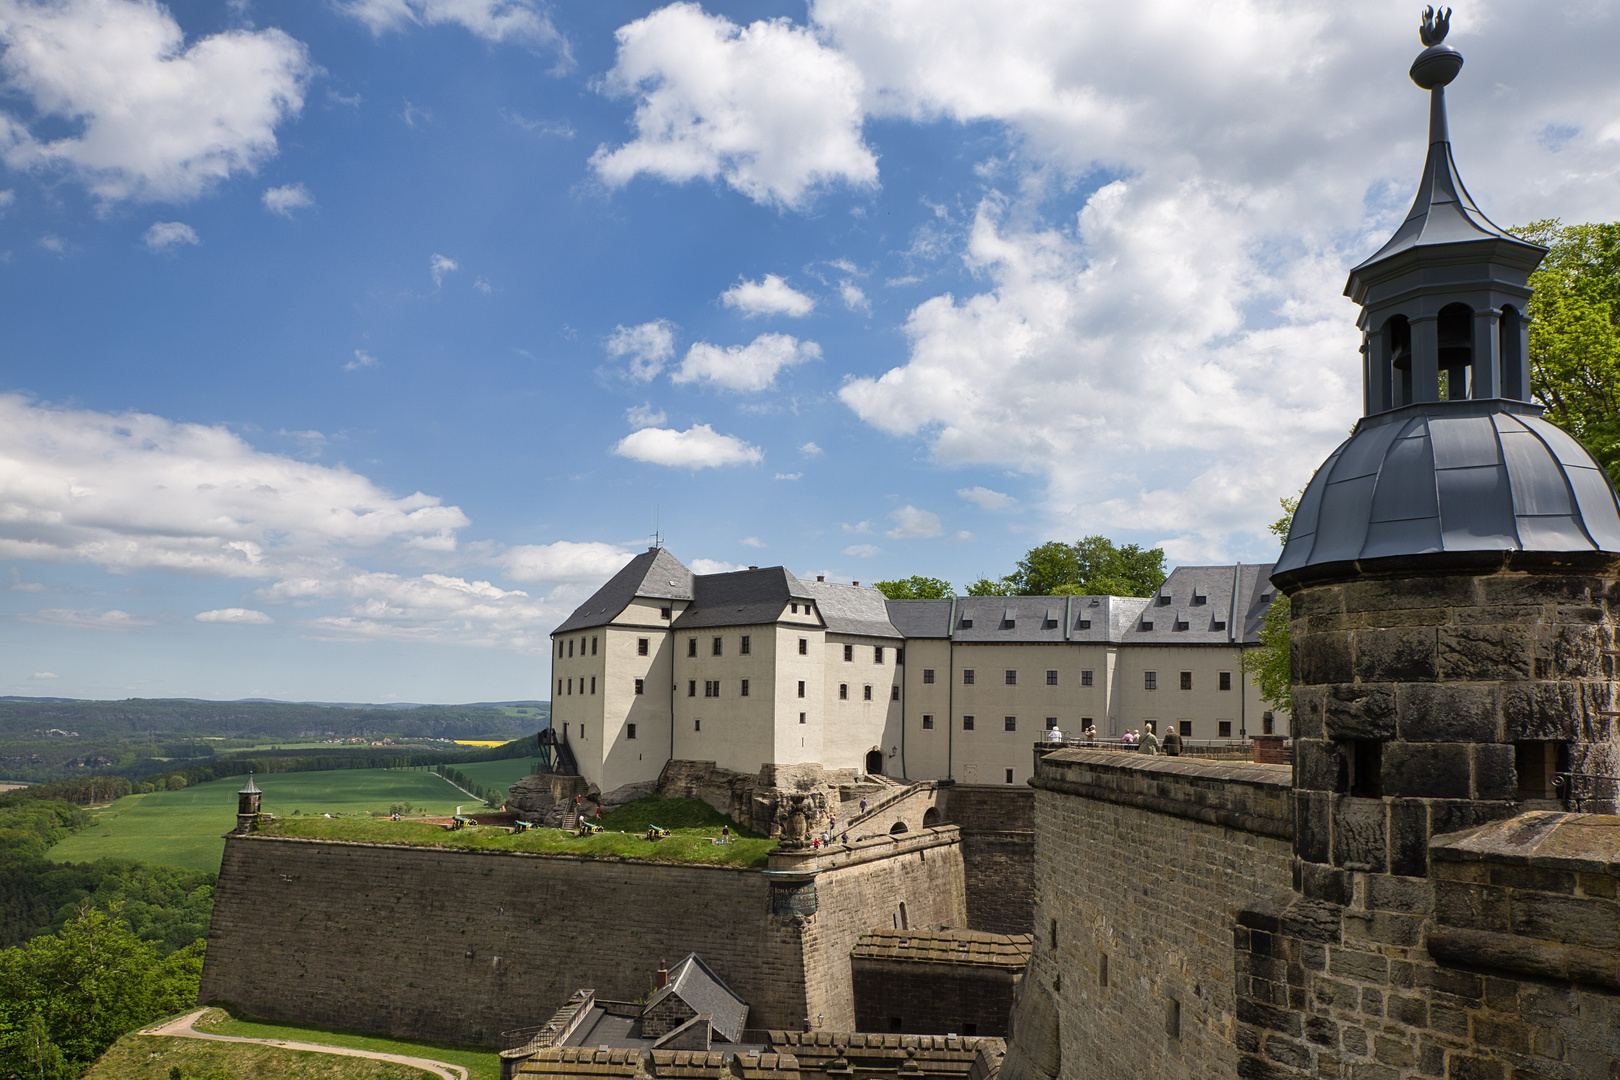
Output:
top-left (650, 505), bottom-right (663, 550)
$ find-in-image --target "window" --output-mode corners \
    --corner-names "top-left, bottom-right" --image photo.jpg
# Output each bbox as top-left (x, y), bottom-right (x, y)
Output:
top-left (634, 679), bottom-right (645, 696)
top-left (840, 684), bottom-right (849, 700)
top-left (963, 715), bottom-right (975, 730)
top-left (695, 719), bottom-right (701, 732)
top-left (1005, 768), bottom-right (1015, 784)
top-left (864, 685), bottom-right (873, 701)
top-left (1158, 594), bottom-right (1172, 606)
top-left (1141, 620), bottom-right (1154, 631)
top-left (710, 680), bottom-right (722, 698)
top-left (923, 668), bottom-right (935, 684)
top-left (712, 636), bottom-right (723, 656)
top-left (1004, 716), bottom-right (1017, 732)
top-left (960, 618), bottom-right (974, 629)
top-left (1044, 618), bottom-right (1058, 629)
top-left (799, 712), bottom-right (807, 724)
top-left (963, 669), bottom-right (975, 685)
top-left (1219, 671), bottom-right (1232, 691)
top-left (1078, 619), bottom-right (1092, 630)
top-left (688, 639), bottom-right (697, 658)
top-left (591, 636), bottom-right (598, 655)
top-left (740, 635), bottom-right (751, 655)
top-left (660, 607), bottom-right (671, 620)
top-left (1082, 717), bottom-right (1093, 728)
top-left (1517, 742), bottom-right (1567, 799)
top-left (1005, 670), bottom-right (1017, 686)
top-left (740, 679), bottom-right (750, 697)
top-left (805, 604), bottom-right (813, 616)
top-left (1179, 720), bottom-right (1193, 737)
top-left (566, 678), bottom-right (572, 695)
top-left (1166, 998), bottom-right (1180, 1040)
top-left (1349, 739), bottom-right (1383, 798)
top-left (1046, 670), bottom-right (1058, 686)
top-left (896, 649), bottom-right (904, 665)
top-left (1261, 592), bottom-right (1272, 604)
top-left (590, 676), bottom-right (596, 694)
top-left (1218, 721), bottom-right (1232, 738)
top-left (557, 679), bottom-right (562, 696)
top-left (627, 723), bottom-right (637, 740)
top-left (1046, 717), bottom-right (1058, 730)
top-left (1180, 671), bottom-right (1192, 690)
top-left (1212, 620), bottom-right (1226, 631)
top-left (1099, 953), bottom-right (1109, 988)
top-left (1173, 620), bottom-right (1189, 631)
top-left (1003, 618), bottom-right (1015, 630)
top-left (568, 640), bottom-right (574, 658)
top-left (791, 603), bottom-right (798, 614)
top-left (557, 641), bottom-right (563, 658)
top-left (1081, 670), bottom-right (1094, 687)
top-left (1144, 671), bottom-right (1157, 690)
top-left (874, 646), bottom-right (884, 663)
top-left (799, 638), bottom-right (808, 655)
top-left (922, 715), bottom-right (935, 730)
top-left (688, 680), bottom-right (696, 697)
top-left (638, 637), bottom-right (649, 656)
top-left (891, 685), bottom-right (900, 701)
top-left (844, 644), bottom-right (854, 662)
top-left (1192, 593), bottom-right (1207, 606)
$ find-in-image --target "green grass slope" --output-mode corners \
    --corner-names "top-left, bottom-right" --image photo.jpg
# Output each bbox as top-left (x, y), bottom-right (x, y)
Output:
top-left (87, 1035), bottom-right (439, 1079)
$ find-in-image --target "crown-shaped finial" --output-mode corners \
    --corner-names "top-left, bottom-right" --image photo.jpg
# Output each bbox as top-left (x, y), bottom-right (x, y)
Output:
top-left (1419, 6), bottom-right (1451, 47)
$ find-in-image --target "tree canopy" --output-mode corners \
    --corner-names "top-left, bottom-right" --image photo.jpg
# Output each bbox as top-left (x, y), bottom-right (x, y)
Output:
top-left (969, 536), bottom-right (1167, 598)
top-left (1241, 495), bottom-right (1299, 713)
top-left (872, 576), bottom-right (955, 600)
top-left (1515, 219), bottom-right (1620, 483)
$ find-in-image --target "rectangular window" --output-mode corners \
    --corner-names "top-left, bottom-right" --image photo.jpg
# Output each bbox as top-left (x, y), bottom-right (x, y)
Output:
top-left (557, 679), bottom-right (562, 696)
top-left (891, 685), bottom-right (900, 701)
top-left (1099, 953), bottom-right (1109, 988)
top-left (1141, 620), bottom-right (1154, 631)
top-left (688, 639), bottom-right (697, 658)
top-left (874, 646), bottom-right (884, 663)
top-left (791, 603), bottom-right (798, 614)
top-left (1144, 671), bottom-right (1157, 691)
top-left (688, 680), bottom-right (696, 697)
top-left (960, 618), bottom-right (973, 629)
top-left (798, 681), bottom-right (806, 698)
top-left (1262, 714), bottom-right (1275, 735)
top-left (799, 712), bottom-right (807, 724)
top-left (1219, 671), bottom-right (1232, 691)
top-left (1350, 739), bottom-right (1383, 798)
top-left (1044, 618), bottom-right (1058, 629)
top-left (844, 644), bottom-right (854, 662)
top-left (1046, 717), bottom-right (1058, 730)
top-left (1002, 618), bottom-right (1015, 629)
top-left (1516, 742), bottom-right (1567, 799)
top-left (741, 635), bottom-right (751, 655)
top-left (627, 723), bottom-right (637, 740)
top-left (1174, 620), bottom-right (1189, 631)
top-left (1046, 669), bottom-right (1058, 686)
top-left (661, 607), bottom-right (671, 620)
top-left (923, 668), bottom-right (935, 684)
top-left (1180, 671), bottom-right (1192, 690)
top-left (1005, 768), bottom-right (1014, 784)
top-left (1005, 670), bottom-right (1017, 685)
top-left (896, 648), bottom-right (904, 665)
top-left (1179, 720), bottom-right (1193, 737)
top-left (963, 715), bottom-right (975, 730)
top-left (591, 636), bottom-right (598, 655)
top-left (634, 678), bottom-right (645, 696)
top-left (638, 637), bottom-right (649, 656)
top-left (863, 685), bottom-right (873, 701)
top-left (740, 678), bottom-right (750, 697)
top-left (712, 636), bottom-right (723, 656)
top-left (963, 669), bottom-right (975, 685)
top-left (799, 638), bottom-right (808, 655)
top-left (709, 680), bottom-right (720, 698)
top-left (590, 676), bottom-right (596, 694)
top-left (1078, 619), bottom-right (1092, 630)
top-left (1004, 716), bottom-right (1017, 732)
top-left (695, 719), bottom-right (701, 732)
top-left (1081, 670), bottom-right (1093, 687)
top-left (1218, 720), bottom-right (1233, 738)
top-left (558, 641), bottom-right (563, 658)
top-left (922, 715), bottom-right (935, 730)
top-left (568, 640), bottom-right (574, 657)
top-left (840, 684), bottom-right (849, 700)
top-left (566, 678), bottom-right (572, 695)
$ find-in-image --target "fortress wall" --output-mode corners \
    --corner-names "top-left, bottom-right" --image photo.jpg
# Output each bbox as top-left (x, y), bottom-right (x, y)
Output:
top-left (1017, 750), bottom-right (1294, 1080)
top-left (198, 835), bottom-right (810, 1045)
top-left (948, 784), bottom-right (1036, 934)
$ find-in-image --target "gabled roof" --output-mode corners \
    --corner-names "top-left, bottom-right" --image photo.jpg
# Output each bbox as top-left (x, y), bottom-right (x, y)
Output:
top-left (554, 548), bottom-right (694, 635)
top-left (669, 567), bottom-right (813, 631)
top-left (801, 581), bottom-right (901, 639)
top-left (1124, 564), bottom-right (1272, 645)
top-left (644, 953), bottom-right (748, 1044)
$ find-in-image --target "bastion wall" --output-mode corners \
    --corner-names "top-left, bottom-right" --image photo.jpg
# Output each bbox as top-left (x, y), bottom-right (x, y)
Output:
top-left (946, 785), bottom-right (1037, 935)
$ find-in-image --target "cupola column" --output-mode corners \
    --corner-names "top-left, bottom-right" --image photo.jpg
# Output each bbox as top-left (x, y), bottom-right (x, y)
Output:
top-left (1408, 312), bottom-right (1440, 403)
top-left (1470, 306), bottom-right (1502, 398)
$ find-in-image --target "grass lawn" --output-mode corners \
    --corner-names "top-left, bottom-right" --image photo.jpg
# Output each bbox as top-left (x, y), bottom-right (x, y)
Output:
top-left (260, 797), bottom-right (773, 869)
top-left (88, 1034), bottom-right (442, 1079)
top-left (48, 768), bottom-right (478, 873)
top-left (451, 758), bottom-right (541, 795)
top-left (197, 1009), bottom-right (498, 1080)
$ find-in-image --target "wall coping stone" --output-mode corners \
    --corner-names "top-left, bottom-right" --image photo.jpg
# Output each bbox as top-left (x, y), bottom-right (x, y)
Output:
top-left (1431, 810), bottom-right (1620, 875)
top-left (227, 831), bottom-right (763, 874)
top-left (1031, 749), bottom-right (1293, 840)
top-left (766, 825), bottom-right (961, 875)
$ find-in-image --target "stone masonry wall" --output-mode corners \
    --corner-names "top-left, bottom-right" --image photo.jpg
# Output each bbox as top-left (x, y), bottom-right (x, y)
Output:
top-left (200, 835), bottom-right (808, 1045)
top-left (1012, 750), bottom-right (1294, 1080)
top-left (851, 957), bottom-right (1021, 1037)
top-left (947, 785), bottom-right (1036, 935)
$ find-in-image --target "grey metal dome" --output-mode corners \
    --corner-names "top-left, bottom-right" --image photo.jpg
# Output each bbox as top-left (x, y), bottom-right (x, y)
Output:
top-left (1275, 400), bottom-right (1620, 581)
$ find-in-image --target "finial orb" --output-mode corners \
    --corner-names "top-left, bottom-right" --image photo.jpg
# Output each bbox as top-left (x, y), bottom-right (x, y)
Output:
top-left (1410, 43), bottom-right (1463, 89)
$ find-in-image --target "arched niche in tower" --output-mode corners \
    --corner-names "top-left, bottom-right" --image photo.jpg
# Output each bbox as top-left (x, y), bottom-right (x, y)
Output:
top-left (1384, 314), bottom-right (1413, 408)
top-left (1437, 302), bottom-right (1474, 400)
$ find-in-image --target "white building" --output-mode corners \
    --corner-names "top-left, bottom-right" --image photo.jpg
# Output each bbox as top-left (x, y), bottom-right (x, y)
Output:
top-left (550, 548), bottom-right (1283, 799)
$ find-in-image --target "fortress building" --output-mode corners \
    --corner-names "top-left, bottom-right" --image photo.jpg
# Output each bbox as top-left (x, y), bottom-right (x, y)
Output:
top-left (549, 552), bottom-right (1282, 801)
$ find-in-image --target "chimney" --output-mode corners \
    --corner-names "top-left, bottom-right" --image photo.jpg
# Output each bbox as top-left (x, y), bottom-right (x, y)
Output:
top-left (749, 566), bottom-right (758, 571)
top-left (817, 575), bottom-right (825, 582)
top-left (655, 960), bottom-right (668, 990)
top-left (853, 581), bottom-right (859, 587)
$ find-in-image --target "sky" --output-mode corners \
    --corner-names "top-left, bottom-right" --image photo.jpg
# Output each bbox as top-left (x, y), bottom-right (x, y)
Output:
top-left (1, 0), bottom-right (1618, 703)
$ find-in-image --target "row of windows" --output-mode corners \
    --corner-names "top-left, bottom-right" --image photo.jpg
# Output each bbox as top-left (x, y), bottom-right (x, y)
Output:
top-left (957, 617), bottom-right (1093, 631)
top-left (558, 677), bottom-right (597, 696)
top-left (582, 666), bottom-right (1230, 697)
top-left (559, 635), bottom-right (598, 659)
top-left (684, 679), bottom-right (752, 697)
top-left (1140, 618), bottom-right (1227, 632)
top-left (927, 668), bottom-right (1233, 690)
top-left (835, 683), bottom-right (902, 701)
top-left (915, 715), bottom-right (1243, 737)
top-left (840, 644), bottom-right (898, 663)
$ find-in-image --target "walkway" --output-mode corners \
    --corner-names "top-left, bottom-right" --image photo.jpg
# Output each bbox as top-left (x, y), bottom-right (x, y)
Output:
top-left (140, 1009), bottom-right (469, 1080)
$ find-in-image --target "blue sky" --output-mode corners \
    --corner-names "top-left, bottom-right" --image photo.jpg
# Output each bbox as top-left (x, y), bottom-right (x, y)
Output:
top-left (1, 0), bottom-right (1618, 702)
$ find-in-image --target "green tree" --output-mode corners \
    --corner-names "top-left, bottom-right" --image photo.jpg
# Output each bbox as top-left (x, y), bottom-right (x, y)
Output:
top-left (1242, 495), bottom-right (1299, 713)
top-left (965, 576), bottom-right (1013, 596)
top-left (1514, 219), bottom-right (1620, 483)
top-left (872, 576), bottom-right (955, 599)
top-left (975, 536), bottom-right (1167, 597)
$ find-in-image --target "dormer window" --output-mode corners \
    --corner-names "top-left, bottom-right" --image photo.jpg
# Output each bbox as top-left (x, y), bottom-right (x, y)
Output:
top-left (791, 603), bottom-right (798, 614)
top-left (1157, 594), bottom-right (1172, 605)
top-left (1002, 619), bottom-right (1015, 630)
top-left (1141, 620), bottom-right (1154, 631)
top-left (1173, 620), bottom-right (1189, 631)
top-left (1191, 592), bottom-right (1206, 606)
top-left (960, 618), bottom-right (974, 629)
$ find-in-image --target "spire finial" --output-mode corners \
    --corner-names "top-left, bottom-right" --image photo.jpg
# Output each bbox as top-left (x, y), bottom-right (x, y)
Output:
top-left (1410, 8), bottom-right (1463, 91)
top-left (1418, 6), bottom-right (1450, 47)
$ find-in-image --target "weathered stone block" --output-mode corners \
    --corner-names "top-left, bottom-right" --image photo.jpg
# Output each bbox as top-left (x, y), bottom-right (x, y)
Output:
top-left (1332, 797), bottom-right (1387, 872)
top-left (1395, 684), bottom-right (1499, 743)
top-left (1299, 861), bottom-right (1351, 906)
top-left (1325, 684), bottom-right (1397, 740)
top-left (1289, 686), bottom-right (1326, 740)
top-left (1367, 873), bottom-right (1433, 914)
top-left (1471, 744), bottom-right (1516, 801)
top-left (1297, 631), bottom-right (1354, 686)
top-left (1295, 792), bottom-right (1330, 865)
top-left (1445, 1054), bottom-right (1505, 1080)
top-left (1353, 627), bottom-right (1439, 683)
top-left (1510, 892), bottom-right (1620, 950)
top-left (1500, 681), bottom-right (1580, 742)
top-left (1434, 881), bottom-right (1509, 933)
top-left (1382, 742), bottom-right (1471, 800)
top-left (1388, 799), bottom-right (1430, 877)
top-left (1387, 993), bottom-right (1427, 1027)
top-left (1295, 741), bottom-right (1346, 793)
top-left (1437, 624), bottom-right (1533, 681)
top-left (1329, 947), bottom-right (1389, 984)
top-left (1345, 575), bottom-right (1476, 611)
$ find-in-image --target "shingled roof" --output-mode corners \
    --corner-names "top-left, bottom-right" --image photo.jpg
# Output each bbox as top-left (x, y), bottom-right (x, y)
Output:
top-left (669, 567), bottom-right (815, 631)
top-left (801, 581), bottom-right (901, 639)
top-left (644, 953), bottom-right (749, 1044)
top-left (554, 548), bottom-right (694, 635)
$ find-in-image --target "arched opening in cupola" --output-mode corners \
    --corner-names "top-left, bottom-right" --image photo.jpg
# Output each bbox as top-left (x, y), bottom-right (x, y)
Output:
top-left (1500, 304), bottom-right (1524, 399)
top-left (1437, 303), bottom-right (1474, 400)
top-left (1385, 315), bottom-right (1413, 407)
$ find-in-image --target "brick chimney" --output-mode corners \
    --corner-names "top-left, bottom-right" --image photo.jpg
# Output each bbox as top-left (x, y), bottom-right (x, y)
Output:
top-left (655, 960), bottom-right (668, 990)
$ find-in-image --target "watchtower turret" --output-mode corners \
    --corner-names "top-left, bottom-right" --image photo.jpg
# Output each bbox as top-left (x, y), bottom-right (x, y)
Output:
top-left (235, 774), bottom-right (263, 834)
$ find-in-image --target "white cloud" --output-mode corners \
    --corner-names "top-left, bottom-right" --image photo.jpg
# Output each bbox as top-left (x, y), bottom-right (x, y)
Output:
top-left (346, 349), bottom-right (379, 371)
top-left (839, 280), bottom-right (869, 313)
top-left (842, 543), bottom-right (880, 558)
top-left (592, 2), bottom-right (877, 209)
top-left (842, 521), bottom-right (870, 533)
top-left (0, 0), bottom-right (311, 203)
top-left (21, 608), bottom-right (153, 631)
top-left (262, 182), bottom-right (313, 216)
top-left (338, 0), bottom-right (569, 53)
top-left (497, 541), bottom-right (636, 584)
top-left (32, 671), bottom-right (59, 679)
top-left (38, 235), bottom-right (66, 254)
top-left (721, 273), bottom-right (815, 317)
top-left (606, 320), bottom-right (677, 381)
top-left (143, 221), bottom-right (197, 251)
top-left (474, 277), bottom-right (492, 294)
top-left (958, 485), bottom-right (1013, 511)
top-left (773, 472), bottom-right (801, 481)
top-left (613, 423), bottom-right (763, 469)
top-left (673, 333), bottom-right (820, 392)
top-left (625, 403), bottom-right (667, 430)
top-left (739, 536), bottom-right (766, 548)
top-left (196, 607), bottom-right (272, 624)
top-left (885, 504), bottom-right (943, 539)
top-left (799, 441), bottom-right (823, 456)
top-left (430, 253), bottom-right (458, 286)
top-left (0, 189), bottom-right (13, 213)
top-left (690, 557), bottom-right (746, 575)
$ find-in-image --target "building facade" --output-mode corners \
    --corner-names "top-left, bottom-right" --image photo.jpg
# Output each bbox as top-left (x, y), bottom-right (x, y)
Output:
top-left (550, 550), bottom-right (1281, 800)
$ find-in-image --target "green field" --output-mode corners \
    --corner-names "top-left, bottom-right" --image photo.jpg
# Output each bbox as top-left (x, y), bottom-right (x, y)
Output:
top-left (451, 757), bottom-right (538, 794)
top-left (48, 768), bottom-right (477, 873)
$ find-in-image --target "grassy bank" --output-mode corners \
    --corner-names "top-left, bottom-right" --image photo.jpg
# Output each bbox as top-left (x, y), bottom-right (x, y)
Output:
top-left (199, 1011), bottom-right (496, 1080)
top-left (87, 1035), bottom-right (442, 1079)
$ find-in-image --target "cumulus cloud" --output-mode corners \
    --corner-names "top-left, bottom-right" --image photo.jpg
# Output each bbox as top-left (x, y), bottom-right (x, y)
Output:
top-left (739, 536), bottom-right (766, 548)
top-left (196, 607), bottom-right (272, 624)
top-left (958, 486), bottom-right (1014, 511)
top-left (606, 320), bottom-right (677, 381)
top-left (799, 441), bottom-right (822, 456)
top-left (690, 557), bottom-right (746, 575)
top-left (346, 349), bottom-right (379, 371)
top-left (613, 423), bottom-right (763, 469)
top-left (262, 182), bottom-right (313, 216)
top-left (21, 608), bottom-right (153, 630)
top-left (885, 504), bottom-right (943, 539)
top-left (774, 472), bottom-right (801, 480)
top-left (592, 2), bottom-right (877, 209)
top-left (721, 274), bottom-right (815, 317)
top-left (625, 403), bottom-right (667, 429)
top-left (430, 253), bottom-right (458, 286)
top-left (143, 221), bottom-right (197, 251)
top-left (842, 543), bottom-right (879, 558)
top-left (839, 281), bottom-right (870, 313)
top-left (0, 189), bottom-right (13, 213)
top-left (673, 333), bottom-right (820, 392)
top-left (497, 541), bottom-right (636, 583)
top-left (0, 0), bottom-right (311, 203)
top-left (339, 0), bottom-right (569, 54)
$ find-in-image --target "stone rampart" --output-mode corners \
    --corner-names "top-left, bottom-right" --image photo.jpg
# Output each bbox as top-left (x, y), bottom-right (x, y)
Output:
top-left (946, 785), bottom-right (1036, 935)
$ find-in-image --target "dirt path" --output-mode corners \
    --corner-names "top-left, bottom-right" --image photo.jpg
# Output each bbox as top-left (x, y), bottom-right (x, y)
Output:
top-left (140, 1009), bottom-right (469, 1080)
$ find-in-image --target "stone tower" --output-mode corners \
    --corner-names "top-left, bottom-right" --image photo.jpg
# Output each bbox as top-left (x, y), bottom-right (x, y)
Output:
top-left (235, 774), bottom-right (263, 834)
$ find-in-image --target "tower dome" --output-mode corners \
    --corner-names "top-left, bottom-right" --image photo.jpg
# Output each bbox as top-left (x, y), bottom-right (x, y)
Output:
top-left (1273, 9), bottom-right (1620, 585)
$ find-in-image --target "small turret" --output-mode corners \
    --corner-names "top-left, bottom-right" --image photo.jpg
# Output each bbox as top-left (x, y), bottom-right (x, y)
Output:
top-left (235, 774), bottom-right (263, 834)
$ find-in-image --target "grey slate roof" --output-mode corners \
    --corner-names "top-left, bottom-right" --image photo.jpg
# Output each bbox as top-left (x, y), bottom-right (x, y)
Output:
top-left (645, 953), bottom-right (748, 1044)
top-left (883, 598), bottom-right (955, 639)
top-left (553, 547), bottom-right (694, 635)
top-left (1274, 401), bottom-right (1620, 582)
top-left (1125, 564), bottom-right (1274, 645)
top-left (801, 581), bottom-right (902, 639)
top-left (669, 566), bottom-right (814, 631)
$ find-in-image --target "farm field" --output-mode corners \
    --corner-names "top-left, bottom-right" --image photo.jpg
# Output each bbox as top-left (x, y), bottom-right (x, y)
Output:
top-left (47, 767), bottom-right (475, 873)
top-left (451, 757), bottom-right (539, 794)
